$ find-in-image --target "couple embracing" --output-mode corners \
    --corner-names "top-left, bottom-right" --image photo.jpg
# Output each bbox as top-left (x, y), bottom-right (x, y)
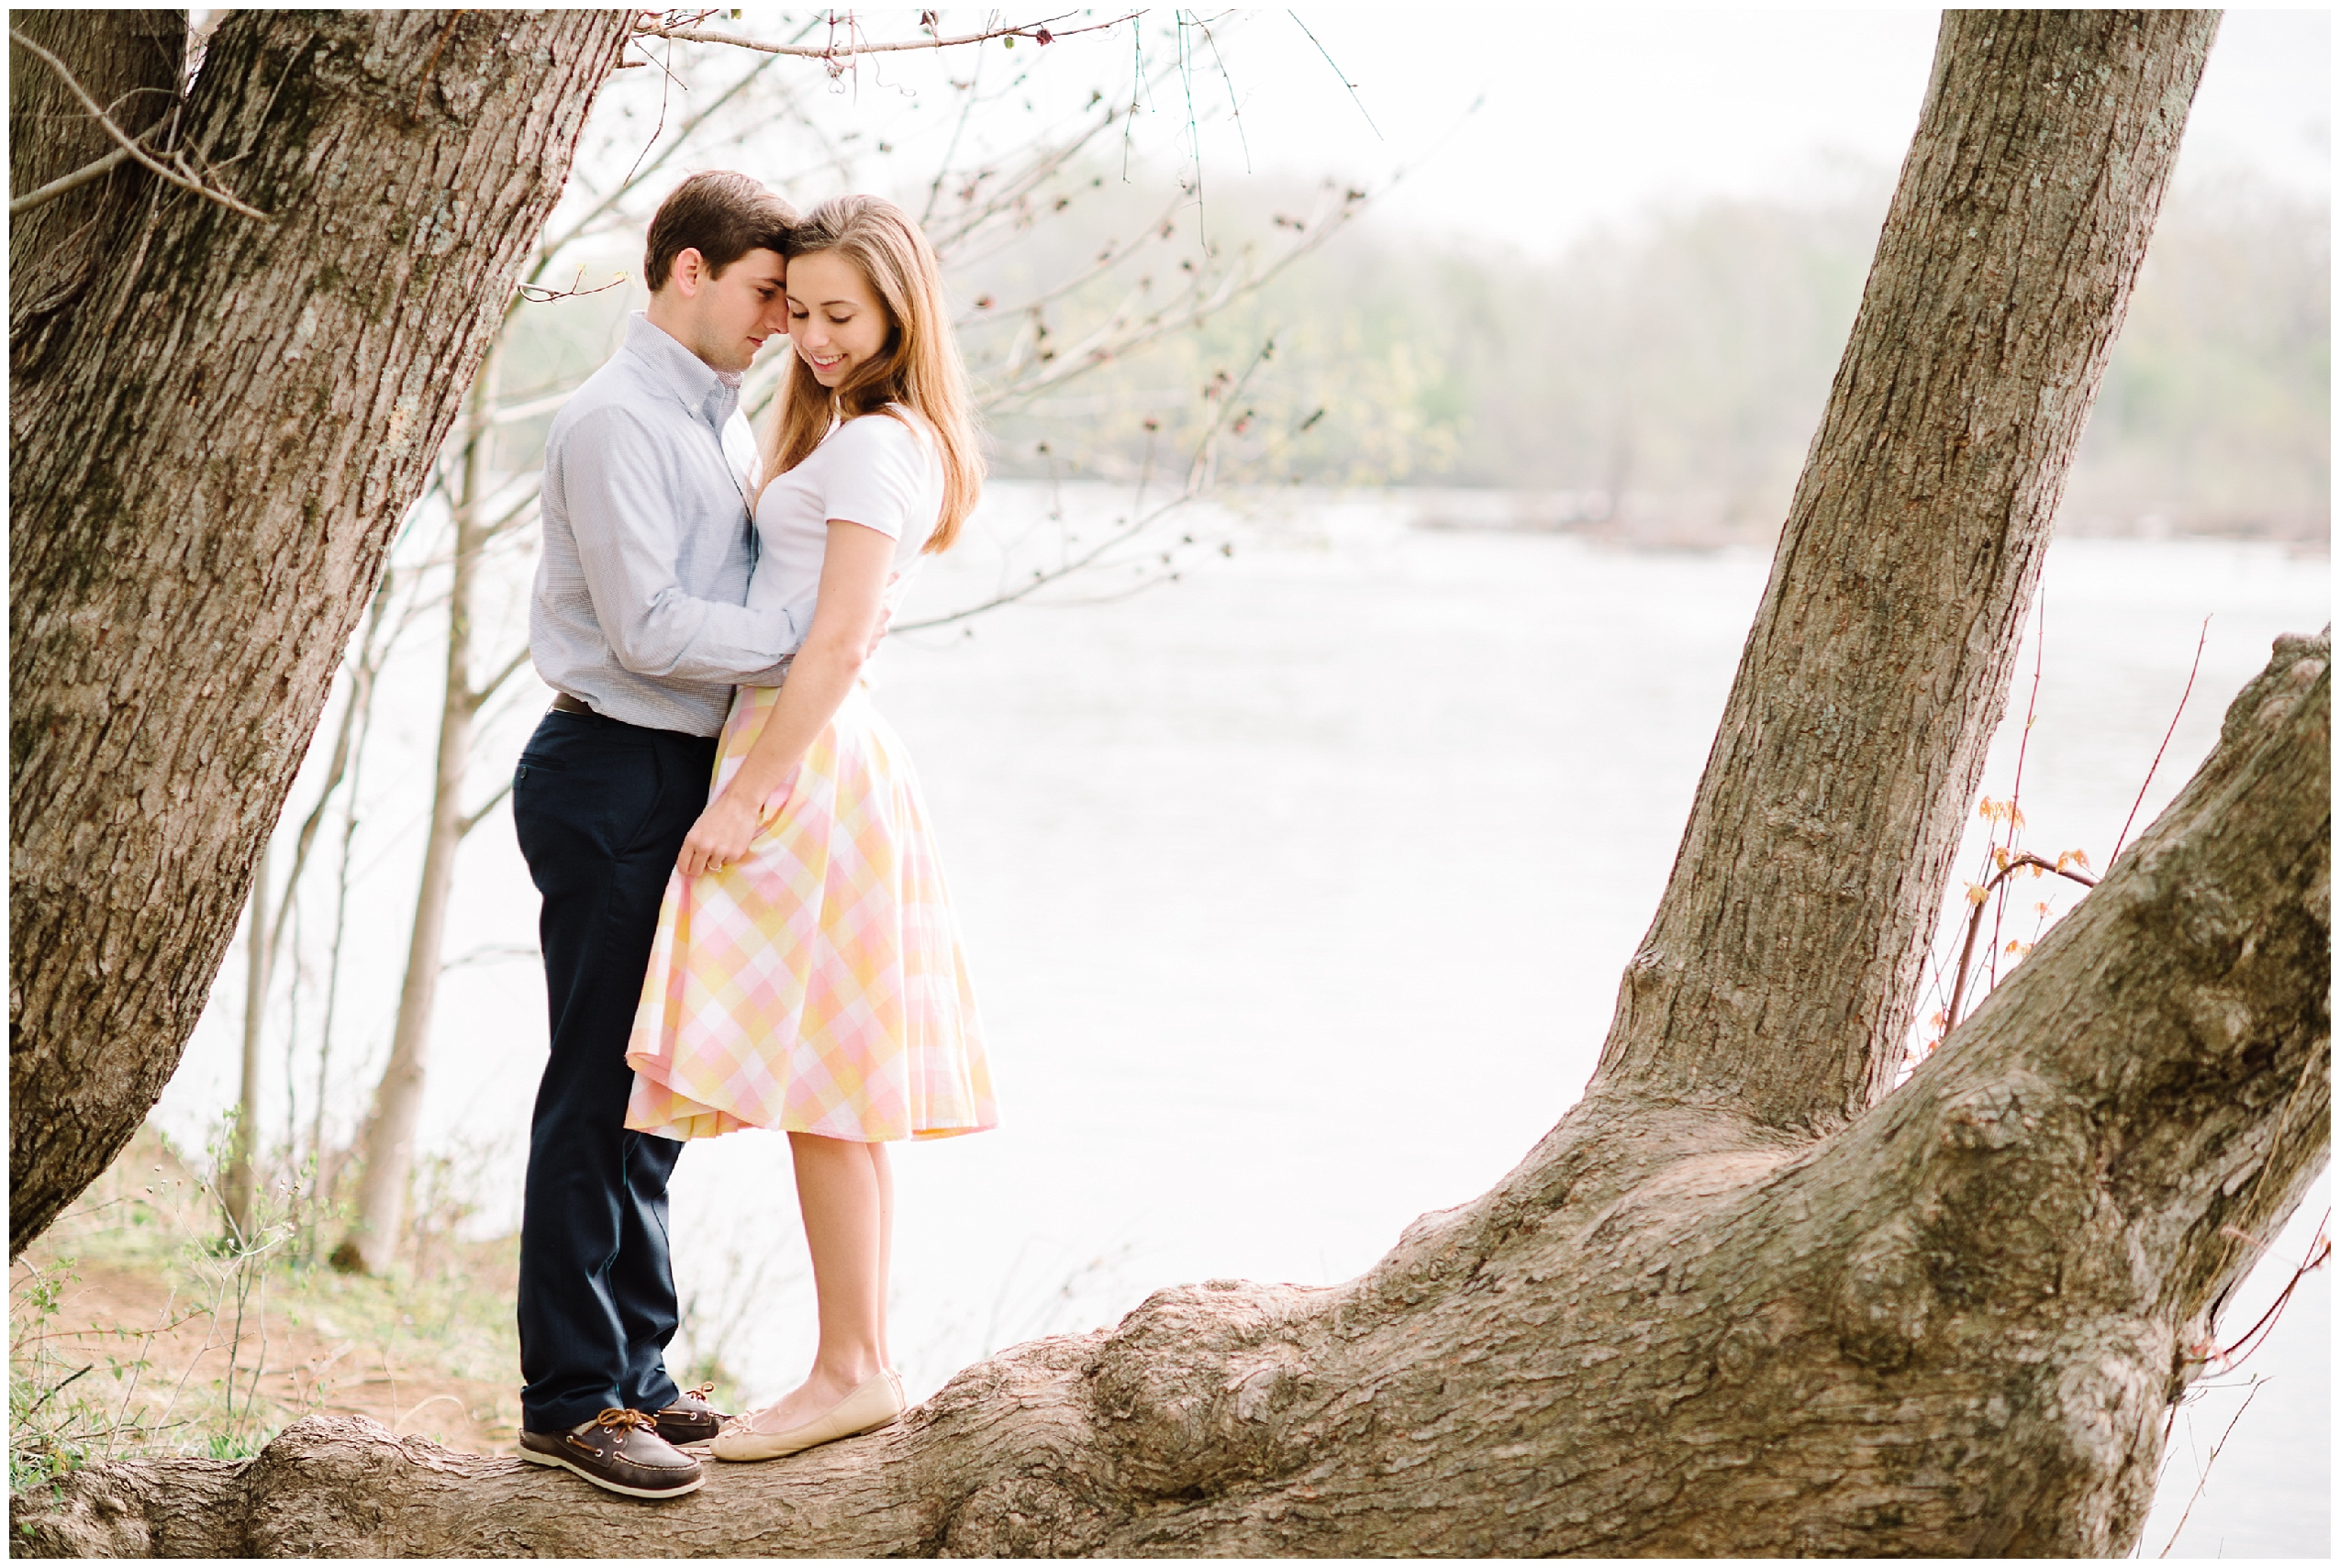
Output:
top-left (510, 172), bottom-right (996, 1500)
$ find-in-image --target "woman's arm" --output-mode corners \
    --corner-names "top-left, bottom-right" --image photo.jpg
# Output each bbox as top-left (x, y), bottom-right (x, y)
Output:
top-left (675, 518), bottom-right (895, 878)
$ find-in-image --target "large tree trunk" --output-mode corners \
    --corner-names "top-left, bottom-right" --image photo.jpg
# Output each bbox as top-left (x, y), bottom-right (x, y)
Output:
top-left (14, 11), bottom-right (2325, 1560)
top-left (8, 9), bottom-right (634, 1253)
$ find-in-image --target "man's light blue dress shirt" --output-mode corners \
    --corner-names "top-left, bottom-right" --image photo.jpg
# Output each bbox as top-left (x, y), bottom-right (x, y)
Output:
top-left (531, 313), bottom-right (801, 737)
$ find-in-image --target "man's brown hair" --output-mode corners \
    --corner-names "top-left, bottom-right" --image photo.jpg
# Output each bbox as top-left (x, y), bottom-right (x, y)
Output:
top-left (642, 171), bottom-right (797, 292)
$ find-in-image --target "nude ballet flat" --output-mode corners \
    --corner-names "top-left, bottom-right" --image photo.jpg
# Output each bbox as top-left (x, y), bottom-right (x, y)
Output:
top-left (710, 1372), bottom-right (905, 1462)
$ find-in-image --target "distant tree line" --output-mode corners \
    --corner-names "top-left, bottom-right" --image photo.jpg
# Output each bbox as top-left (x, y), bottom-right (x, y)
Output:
top-left (975, 168), bottom-right (2329, 543)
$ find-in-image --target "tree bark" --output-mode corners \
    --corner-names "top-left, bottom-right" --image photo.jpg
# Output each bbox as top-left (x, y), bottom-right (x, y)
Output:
top-left (14, 11), bottom-right (2326, 1560)
top-left (8, 9), bottom-right (635, 1253)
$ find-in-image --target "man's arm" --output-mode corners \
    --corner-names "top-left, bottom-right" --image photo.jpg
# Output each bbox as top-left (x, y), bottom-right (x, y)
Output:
top-left (557, 406), bottom-right (801, 684)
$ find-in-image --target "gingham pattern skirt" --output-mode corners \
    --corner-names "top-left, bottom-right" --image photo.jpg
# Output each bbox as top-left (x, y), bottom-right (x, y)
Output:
top-left (623, 682), bottom-right (997, 1143)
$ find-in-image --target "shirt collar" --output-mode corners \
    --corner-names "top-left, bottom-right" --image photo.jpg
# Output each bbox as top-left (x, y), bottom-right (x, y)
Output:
top-left (623, 311), bottom-right (741, 432)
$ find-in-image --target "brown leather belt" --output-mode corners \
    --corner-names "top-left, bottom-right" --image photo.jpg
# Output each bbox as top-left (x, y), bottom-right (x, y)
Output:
top-left (550, 692), bottom-right (594, 716)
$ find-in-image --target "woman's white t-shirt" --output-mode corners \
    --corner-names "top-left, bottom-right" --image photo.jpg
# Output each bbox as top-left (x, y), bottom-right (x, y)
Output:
top-left (746, 409), bottom-right (942, 635)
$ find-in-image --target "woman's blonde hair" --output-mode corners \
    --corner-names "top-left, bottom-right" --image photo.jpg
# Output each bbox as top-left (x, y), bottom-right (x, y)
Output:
top-left (761, 195), bottom-right (983, 551)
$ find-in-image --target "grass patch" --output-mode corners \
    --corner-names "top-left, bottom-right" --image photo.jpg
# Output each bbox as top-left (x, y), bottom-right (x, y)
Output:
top-left (11, 1126), bottom-right (527, 1485)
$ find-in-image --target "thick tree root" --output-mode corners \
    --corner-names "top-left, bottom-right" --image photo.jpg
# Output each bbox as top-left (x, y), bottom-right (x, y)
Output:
top-left (10, 632), bottom-right (2325, 1558)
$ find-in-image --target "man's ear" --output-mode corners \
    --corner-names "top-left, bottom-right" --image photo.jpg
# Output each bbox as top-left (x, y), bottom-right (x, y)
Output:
top-left (670, 246), bottom-right (708, 297)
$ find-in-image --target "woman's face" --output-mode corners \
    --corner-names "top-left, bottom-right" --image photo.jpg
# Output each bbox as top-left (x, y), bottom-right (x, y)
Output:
top-left (786, 250), bottom-right (891, 387)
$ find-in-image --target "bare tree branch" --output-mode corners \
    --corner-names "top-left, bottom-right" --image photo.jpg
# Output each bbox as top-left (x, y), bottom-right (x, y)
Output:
top-left (513, 265), bottom-right (629, 306)
top-left (901, 334), bottom-right (1283, 631)
top-left (526, 39), bottom-right (807, 285)
top-left (634, 10), bottom-right (1137, 62)
top-left (8, 137), bottom-right (141, 217)
top-left (463, 645), bottom-right (538, 717)
top-left (457, 782), bottom-right (513, 840)
top-left (975, 188), bottom-right (1364, 410)
top-left (7, 27), bottom-right (271, 221)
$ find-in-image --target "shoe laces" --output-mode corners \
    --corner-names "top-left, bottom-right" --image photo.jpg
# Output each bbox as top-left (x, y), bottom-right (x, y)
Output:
top-left (591, 1407), bottom-right (660, 1438)
top-left (684, 1382), bottom-right (717, 1404)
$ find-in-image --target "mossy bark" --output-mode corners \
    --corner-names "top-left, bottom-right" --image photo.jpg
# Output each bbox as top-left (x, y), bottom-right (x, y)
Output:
top-left (9, 9), bottom-right (634, 1251)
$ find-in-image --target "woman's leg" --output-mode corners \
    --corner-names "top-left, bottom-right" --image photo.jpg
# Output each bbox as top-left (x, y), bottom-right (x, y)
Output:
top-left (868, 1140), bottom-right (894, 1372)
top-left (749, 1131), bottom-right (887, 1429)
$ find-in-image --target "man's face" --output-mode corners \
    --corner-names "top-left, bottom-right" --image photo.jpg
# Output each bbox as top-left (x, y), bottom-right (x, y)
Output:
top-left (667, 245), bottom-right (789, 373)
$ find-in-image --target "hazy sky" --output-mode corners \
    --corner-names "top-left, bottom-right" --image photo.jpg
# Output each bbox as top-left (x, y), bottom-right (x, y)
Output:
top-left (833, 8), bottom-right (2329, 256)
top-left (1193, 7), bottom-right (2333, 251)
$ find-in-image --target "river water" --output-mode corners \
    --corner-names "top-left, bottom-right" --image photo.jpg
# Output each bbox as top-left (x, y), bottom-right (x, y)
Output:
top-left (161, 488), bottom-right (2327, 1554)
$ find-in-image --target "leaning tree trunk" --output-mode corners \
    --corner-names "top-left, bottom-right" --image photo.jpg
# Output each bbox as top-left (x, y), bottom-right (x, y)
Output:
top-left (8, 9), bottom-right (634, 1254)
top-left (14, 11), bottom-right (2326, 1560)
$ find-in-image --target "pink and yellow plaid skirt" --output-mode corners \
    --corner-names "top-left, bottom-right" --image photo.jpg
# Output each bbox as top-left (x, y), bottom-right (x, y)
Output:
top-left (623, 682), bottom-right (997, 1143)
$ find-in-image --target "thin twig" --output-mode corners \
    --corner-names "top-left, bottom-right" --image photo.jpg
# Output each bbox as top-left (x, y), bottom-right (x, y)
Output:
top-left (636, 11), bottom-right (1134, 60)
top-left (1192, 11), bottom-right (1252, 174)
top-left (514, 265), bottom-right (629, 306)
top-left (409, 12), bottom-right (464, 120)
top-left (8, 27), bottom-right (271, 221)
top-left (2156, 1378), bottom-right (2264, 1557)
top-left (618, 32), bottom-right (683, 190)
top-left (2210, 1215), bottom-right (2329, 1373)
top-left (1987, 595), bottom-right (2048, 992)
top-left (1943, 853), bottom-right (2098, 1035)
top-left (525, 39), bottom-right (802, 287)
top-left (976, 185), bottom-right (1367, 410)
top-left (393, 1393), bottom-right (472, 1434)
top-left (465, 645), bottom-right (537, 716)
top-left (17, 1363), bottom-right (95, 1424)
top-left (902, 335), bottom-right (1280, 632)
top-left (1176, 12), bottom-right (1204, 246)
top-left (2112, 617), bottom-right (2210, 867)
top-left (1287, 10), bottom-right (1381, 139)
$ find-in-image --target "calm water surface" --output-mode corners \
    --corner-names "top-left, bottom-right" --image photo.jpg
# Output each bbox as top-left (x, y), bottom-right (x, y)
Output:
top-left (163, 493), bottom-right (2328, 1554)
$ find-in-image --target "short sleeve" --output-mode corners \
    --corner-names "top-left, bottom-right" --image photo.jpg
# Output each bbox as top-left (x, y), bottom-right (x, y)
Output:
top-left (819, 414), bottom-right (929, 541)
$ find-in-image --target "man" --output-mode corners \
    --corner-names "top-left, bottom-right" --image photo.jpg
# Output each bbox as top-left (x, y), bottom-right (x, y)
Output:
top-left (510, 171), bottom-right (801, 1499)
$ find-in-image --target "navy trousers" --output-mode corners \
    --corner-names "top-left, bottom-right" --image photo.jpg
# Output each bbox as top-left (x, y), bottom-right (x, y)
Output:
top-left (511, 706), bottom-right (718, 1433)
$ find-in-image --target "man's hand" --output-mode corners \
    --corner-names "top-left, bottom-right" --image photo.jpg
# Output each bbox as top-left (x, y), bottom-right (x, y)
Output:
top-left (677, 787), bottom-right (771, 879)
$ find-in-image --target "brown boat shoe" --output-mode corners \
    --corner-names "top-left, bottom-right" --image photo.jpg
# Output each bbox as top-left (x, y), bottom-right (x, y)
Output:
top-left (519, 1407), bottom-right (704, 1499)
top-left (654, 1382), bottom-right (730, 1446)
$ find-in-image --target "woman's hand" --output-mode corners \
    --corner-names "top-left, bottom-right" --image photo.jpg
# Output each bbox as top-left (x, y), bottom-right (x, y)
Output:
top-left (677, 787), bottom-right (768, 879)
top-left (688, 522), bottom-right (892, 882)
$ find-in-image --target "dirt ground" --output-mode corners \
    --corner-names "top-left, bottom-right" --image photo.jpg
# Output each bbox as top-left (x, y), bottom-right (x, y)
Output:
top-left (14, 1130), bottom-right (528, 1463)
top-left (25, 1255), bottom-right (521, 1456)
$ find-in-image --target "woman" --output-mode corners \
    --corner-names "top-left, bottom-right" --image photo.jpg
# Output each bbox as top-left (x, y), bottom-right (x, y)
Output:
top-left (622, 194), bottom-right (997, 1462)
